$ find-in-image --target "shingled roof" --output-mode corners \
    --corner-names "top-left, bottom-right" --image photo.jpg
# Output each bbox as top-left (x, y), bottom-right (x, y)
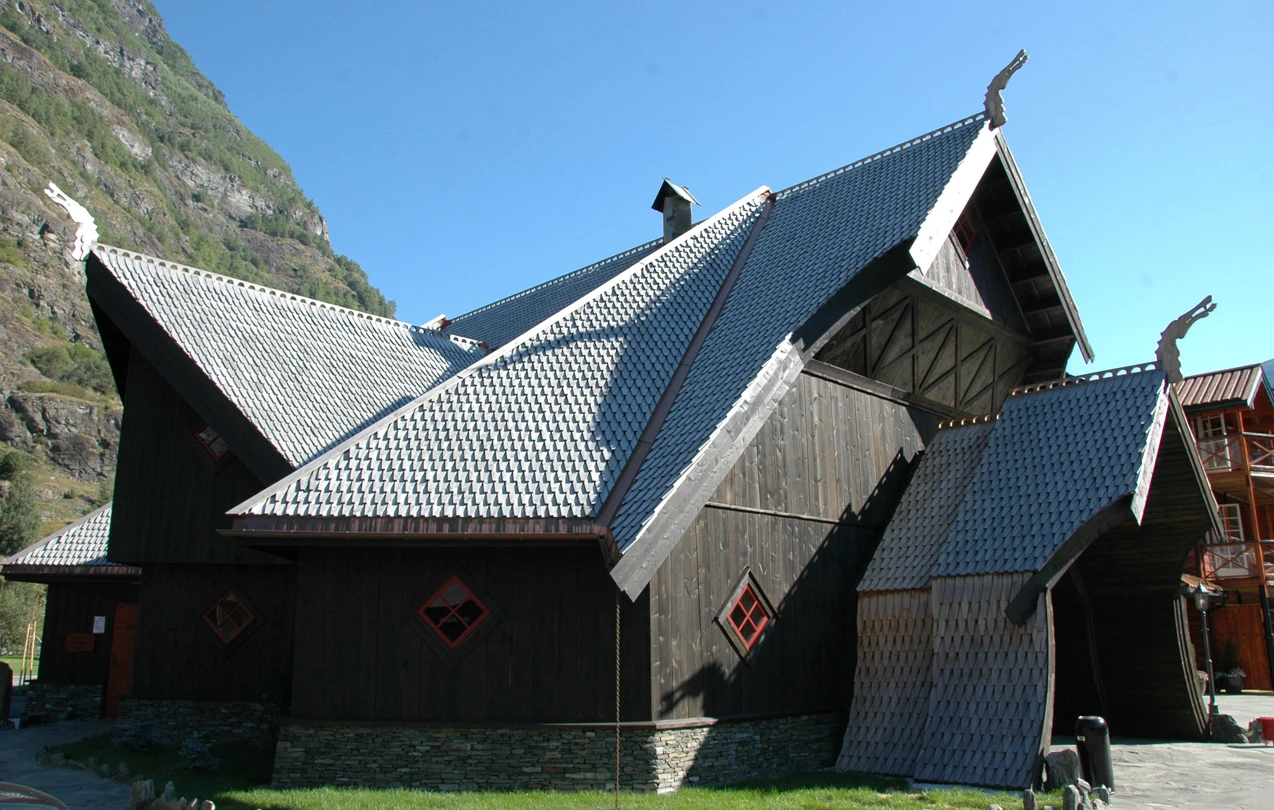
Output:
top-left (445, 239), bottom-right (663, 351)
top-left (228, 112), bottom-right (1091, 598)
top-left (88, 247), bottom-right (485, 470)
top-left (1176, 364), bottom-right (1265, 412)
top-left (1, 503), bottom-right (139, 579)
top-left (235, 191), bottom-right (768, 520)
top-left (861, 366), bottom-right (1171, 590)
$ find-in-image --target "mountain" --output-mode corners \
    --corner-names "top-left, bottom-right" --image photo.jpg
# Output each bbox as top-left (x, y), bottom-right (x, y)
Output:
top-left (0, 0), bottom-right (395, 538)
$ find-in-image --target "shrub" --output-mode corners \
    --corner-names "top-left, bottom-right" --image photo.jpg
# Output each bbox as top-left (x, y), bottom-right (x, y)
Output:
top-left (178, 733), bottom-right (221, 772)
top-left (24, 343), bottom-right (115, 394)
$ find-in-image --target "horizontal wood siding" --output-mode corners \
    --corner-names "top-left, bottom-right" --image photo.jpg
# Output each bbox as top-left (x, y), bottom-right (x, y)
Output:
top-left (109, 349), bottom-right (278, 566)
top-left (290, 547), bottom-right (650, 723)
top-left (652, 373), bottom-right (934, 720)
top-left (132, 564), bottom-right (296, 702)
top-left (38, 581), bottom-right (139, 685)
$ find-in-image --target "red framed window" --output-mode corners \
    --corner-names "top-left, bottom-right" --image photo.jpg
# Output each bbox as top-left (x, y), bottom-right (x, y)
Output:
top-left (194, 424), bottom-right (230, 460)
top-left (203, 590), bottom-right (254, 644)
top-left (954, 210), bottom-right (978, 254)
top-left (727, 584), bottom-right (770, 650)
top-left (417, 576), bottom-right (490, 649)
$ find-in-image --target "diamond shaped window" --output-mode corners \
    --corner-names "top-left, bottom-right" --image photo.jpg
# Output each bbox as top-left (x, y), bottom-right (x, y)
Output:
top-left (417, 576), bottom-right (490, 649)
top-left (727, 584), bottom-right (771, 650)
top-left (203, 590), bottom-right (254, 644)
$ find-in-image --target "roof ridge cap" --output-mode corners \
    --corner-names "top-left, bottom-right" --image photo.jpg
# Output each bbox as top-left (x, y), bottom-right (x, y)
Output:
top-left (227, 186), bottom-right (773, 519)
top-left (93, 245), bottom-right (475, 348)
top-left (775, 113), bottom-right (987, 198)
top-left (449, 236), bottom-right (666, 324)
top-left (1009, 362), bottom-right (1161, 399)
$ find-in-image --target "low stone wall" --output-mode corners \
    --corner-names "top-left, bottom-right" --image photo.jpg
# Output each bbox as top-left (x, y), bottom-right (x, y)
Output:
top-left (272, 712), bottom-right (841, 792)
top-left (116, 698), bottom-right (281, 745)
top-left (20, 682), bottom-right (103, 724)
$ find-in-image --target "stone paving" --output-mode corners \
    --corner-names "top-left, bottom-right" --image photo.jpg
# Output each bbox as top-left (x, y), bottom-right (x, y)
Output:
top-left (0, 719), bottom-right (130, 810)
top-left (1101, 693), bottom-right (1274, 810)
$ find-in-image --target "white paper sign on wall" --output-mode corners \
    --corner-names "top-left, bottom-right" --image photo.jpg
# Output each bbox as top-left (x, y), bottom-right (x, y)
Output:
top-left (92, 616), bottom-right (106, 634)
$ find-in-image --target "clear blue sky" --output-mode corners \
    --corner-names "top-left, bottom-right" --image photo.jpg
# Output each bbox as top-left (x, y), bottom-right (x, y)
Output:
top-left (153, 0), bottom-right (1271, 377)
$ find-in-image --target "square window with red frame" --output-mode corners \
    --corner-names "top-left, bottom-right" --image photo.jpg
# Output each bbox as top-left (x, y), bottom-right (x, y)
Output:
top-left (727, 583), bottom-right (771, 651)
top-left (418, 576), bottom-right (490, 649)
top-left (194, 424), bottom-right (230, 460)
top-left (203, 590), bottom-right (254, 644)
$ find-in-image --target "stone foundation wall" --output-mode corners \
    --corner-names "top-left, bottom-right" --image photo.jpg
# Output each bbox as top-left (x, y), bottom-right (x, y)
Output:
top-left (116, 698), bottom-right (281, 745)
top-left (272, 712), bottom-right (841, 792)
top-left (20, 682), bottom-right (103, 724)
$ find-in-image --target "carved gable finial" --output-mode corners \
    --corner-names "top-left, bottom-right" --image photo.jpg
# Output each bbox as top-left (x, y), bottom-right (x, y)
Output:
top-left (984, 50), bottom-right (1029, 129)
top-left (1156, 296), bottom-right (1216, 384)
top-left (44, 182), bottom-right (98, 261)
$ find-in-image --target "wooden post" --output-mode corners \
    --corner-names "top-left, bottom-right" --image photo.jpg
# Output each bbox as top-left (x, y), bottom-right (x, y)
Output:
top-left (1237, 410), bottom-right (1274, 684)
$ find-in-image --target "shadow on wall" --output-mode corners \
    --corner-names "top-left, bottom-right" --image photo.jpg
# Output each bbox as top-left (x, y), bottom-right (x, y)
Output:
top-left (654, 448), bottom-right (924, 788)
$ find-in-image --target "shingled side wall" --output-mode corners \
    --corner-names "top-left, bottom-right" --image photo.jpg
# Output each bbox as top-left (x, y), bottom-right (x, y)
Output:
top-left (270, 712), bottom-right (841, 791)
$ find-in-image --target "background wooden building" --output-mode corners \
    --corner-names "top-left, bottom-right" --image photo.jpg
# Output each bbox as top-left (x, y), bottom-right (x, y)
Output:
top-left (1, 503), bottom-right (140, 722)
top-left (1178, 364), bottom-right (1274, 691)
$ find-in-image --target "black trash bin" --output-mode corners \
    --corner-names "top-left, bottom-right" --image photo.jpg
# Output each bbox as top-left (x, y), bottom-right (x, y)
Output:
top-left (1075, 715), bottom-right (1114, 791)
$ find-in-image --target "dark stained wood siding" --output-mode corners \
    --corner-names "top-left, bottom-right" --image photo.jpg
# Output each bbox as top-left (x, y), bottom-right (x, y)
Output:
top-left (109, 349), bottom-right (279, 566)
top-left (815, 282), bottom-right (1030, 418)
top-left (290, 547), bottom-right (650, 723)
top-left (651, 372), bottom-right (935, 720)
top-left (131, 564), bottom-right (296, 702)
top-left (37, 581), bottom-right (139, 686)
top-left (912, 232), bottom-right (1027, 333)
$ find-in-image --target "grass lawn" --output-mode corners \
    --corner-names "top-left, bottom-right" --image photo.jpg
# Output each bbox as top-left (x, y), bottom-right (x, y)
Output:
top-left (50, 734), bottom-right (1043, 810)
top-left (1, 655), bottom-right (37, 676)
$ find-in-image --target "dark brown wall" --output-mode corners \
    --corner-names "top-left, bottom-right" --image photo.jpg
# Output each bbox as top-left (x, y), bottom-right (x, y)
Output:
top-left (38, 581), bottom-right (139, 685)
top-left (290, 547), bottom-right (650, 723)
top-left (1057, 416), bottom-right (1211, 740)
top-left (132, 564), bottom-right (296, 703)
top-left (651, 372), bottom-right (935, 720)
top-left (110, 349), bottom-right (278, 566)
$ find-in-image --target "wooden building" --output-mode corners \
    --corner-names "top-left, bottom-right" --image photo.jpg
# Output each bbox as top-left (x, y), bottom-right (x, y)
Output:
top-left (77, 100), bottom-right (1214, 791)
top-left (1177, 365), bottom-right (1274, 691)
top-left (836, 368), bottom-right (1220, 788)
top-left (1, 504), bottom-right (141, 722)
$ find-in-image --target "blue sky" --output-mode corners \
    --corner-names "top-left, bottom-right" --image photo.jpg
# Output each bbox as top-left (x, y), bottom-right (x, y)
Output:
top-left (153, 1), bottom-right (1271, 376)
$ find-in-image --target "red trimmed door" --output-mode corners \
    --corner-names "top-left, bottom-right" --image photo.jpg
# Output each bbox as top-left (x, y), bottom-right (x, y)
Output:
top-left (105, 603), bottom-right (137, 718)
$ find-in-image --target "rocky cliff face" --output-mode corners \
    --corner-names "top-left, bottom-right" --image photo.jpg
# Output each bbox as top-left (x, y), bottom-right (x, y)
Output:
top-left (0, 0), bottom-right (394, 534)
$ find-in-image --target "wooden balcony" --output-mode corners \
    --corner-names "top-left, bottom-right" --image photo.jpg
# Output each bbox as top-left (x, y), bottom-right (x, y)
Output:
top-left (1195, 432), bottom-right (1274, 493)
top-left (1199, 539), bottom-right (1274, 588)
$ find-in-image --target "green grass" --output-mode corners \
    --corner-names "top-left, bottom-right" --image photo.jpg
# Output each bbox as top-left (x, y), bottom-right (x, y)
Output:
top-left (43, 736), bottom-right (1043, 810)
top-left (1, 654), bottom-right (37, 673)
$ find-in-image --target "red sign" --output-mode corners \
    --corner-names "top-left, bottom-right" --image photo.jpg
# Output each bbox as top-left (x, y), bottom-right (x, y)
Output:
top-left (64, 632), bottom-right (95, 652)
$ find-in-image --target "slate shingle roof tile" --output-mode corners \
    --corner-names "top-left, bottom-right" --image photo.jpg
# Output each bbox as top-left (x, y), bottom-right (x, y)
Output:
top-left (92, 247), bottom-right (485, 467)
top-left (446, 239), bottom-right (664, 350)
top-left (2, 503), bottom-right (127, 570)
top-left (610, 117), bottom-right (988, 551)
top-left (241, 191), bottom-right (768, 518)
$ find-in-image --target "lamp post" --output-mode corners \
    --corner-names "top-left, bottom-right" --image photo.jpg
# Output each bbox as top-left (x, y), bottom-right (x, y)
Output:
top-left (1192, 584), bottom-right (1219, 718)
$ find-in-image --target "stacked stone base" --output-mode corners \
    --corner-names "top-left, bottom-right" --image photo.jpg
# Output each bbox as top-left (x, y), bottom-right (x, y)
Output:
top-left (116, 698), bottom-right (280, 745)
top-left (20, 682), bottom-right (103, 724)
top-left (272, 712), bottom-right (841, 792)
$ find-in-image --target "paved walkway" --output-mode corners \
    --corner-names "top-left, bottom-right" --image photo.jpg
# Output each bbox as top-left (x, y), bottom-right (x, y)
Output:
top-left (0, 720), bottom-right (130, 810)
top-left (1102, 694), bottom-right (1274, 810)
